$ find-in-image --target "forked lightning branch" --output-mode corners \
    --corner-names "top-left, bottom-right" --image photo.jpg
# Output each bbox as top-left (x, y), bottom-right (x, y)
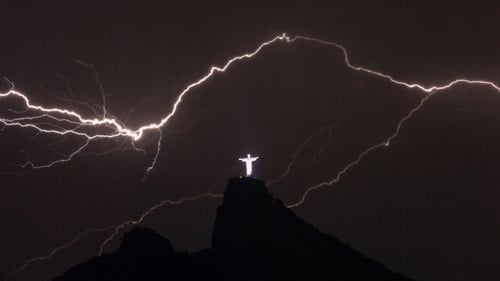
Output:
top-left (4, 33), bottom-right (500, 279)
top-left (1, 33), bottom-right (498, 170)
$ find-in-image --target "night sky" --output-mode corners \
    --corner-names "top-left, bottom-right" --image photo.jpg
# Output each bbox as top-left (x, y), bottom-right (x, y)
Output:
top-left (1, 1), bottom-right (499, 281)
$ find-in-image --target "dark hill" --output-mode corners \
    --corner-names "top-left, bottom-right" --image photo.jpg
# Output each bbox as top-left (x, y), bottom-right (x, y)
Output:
top-left (54, 177), bottom-right (414, 281)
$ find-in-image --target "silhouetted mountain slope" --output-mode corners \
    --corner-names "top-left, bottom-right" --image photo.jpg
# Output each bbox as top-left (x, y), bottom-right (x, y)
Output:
top-left (54, 177), bottom-right (414, 281)
top-left (53, 227), bottom-right (218, 281)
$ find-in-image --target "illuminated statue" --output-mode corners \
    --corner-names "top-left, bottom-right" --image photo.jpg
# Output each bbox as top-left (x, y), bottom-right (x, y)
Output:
top-left (239, 154), bottom-right (259, 177)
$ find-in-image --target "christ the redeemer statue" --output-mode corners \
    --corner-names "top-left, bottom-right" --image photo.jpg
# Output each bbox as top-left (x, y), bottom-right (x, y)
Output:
top-left (239, 154), bottom-right (259, 177)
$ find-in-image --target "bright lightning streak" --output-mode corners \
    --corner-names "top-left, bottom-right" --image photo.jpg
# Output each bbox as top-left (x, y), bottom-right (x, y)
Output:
top-left (42, 72), bottom-right (103, 117)
top-left (289, 36), bottom-right (500, 93)
top-left (286, 93), bottom-right (436, 208)
top-left (4, 32), bottom-right (500, 279)
top-left (0, 34), bottom-right (292, 168)
top-left (144, 129), bottom-right (163, 176)
top-left (280, 36), bottom-right (500, 208)
top-left (0, 34), bottom-right (291, 140)
top-left (2, 34), bottom-right (498, 170)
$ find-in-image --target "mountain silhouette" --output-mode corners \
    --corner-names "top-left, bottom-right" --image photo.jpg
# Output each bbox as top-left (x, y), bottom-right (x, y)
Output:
top-left (53, 177), bottom-right (414, 281)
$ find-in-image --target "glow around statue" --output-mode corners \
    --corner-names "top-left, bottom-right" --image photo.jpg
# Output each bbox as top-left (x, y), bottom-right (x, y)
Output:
top-left (239, 154), bottom-right (259, 177)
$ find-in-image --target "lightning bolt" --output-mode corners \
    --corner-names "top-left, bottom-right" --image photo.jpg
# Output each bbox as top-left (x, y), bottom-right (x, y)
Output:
top-left (6, 193), bottom-right (222, 280)
top-left (144, 129), bottom-right (163, 177)
top-left (2, 33), bottom-right (498, 171)
top-left (98, 193), bottom-right (223, 255)
top-left (286, 93), bottom-right (435, 208)
top-left (65, 58), bottom-right (108, 118)
top-left (4, 33), bottom-right (500, 280)
top-left (267, 114), bottom-right (349, 187)
top-left (6, 225), bottom-right (117, 281)
top-left (289, 36), bottom-right (500, 93)
top-left (0, 34), bottom-right (293, 170)
top-left (279, 36), bottom-right (500, 208)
